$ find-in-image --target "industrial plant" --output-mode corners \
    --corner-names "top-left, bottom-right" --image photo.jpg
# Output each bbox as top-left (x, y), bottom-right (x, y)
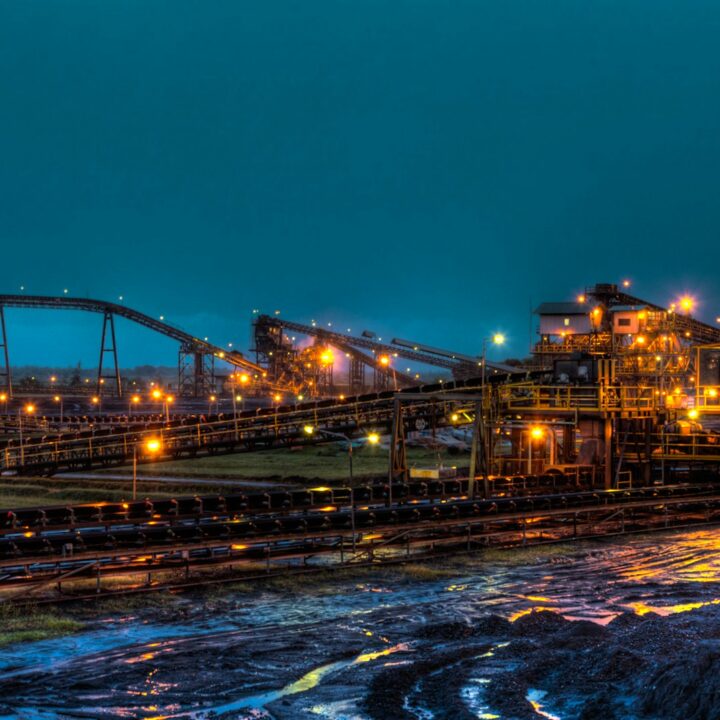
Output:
top-left (0, 282), bottom-right (720, 599)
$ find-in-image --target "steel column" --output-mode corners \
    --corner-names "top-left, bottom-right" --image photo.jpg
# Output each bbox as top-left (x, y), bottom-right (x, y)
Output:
top-left (0, 306), bottom-right (11, 398)
top-left (97, 312), bottom-right (122, 396)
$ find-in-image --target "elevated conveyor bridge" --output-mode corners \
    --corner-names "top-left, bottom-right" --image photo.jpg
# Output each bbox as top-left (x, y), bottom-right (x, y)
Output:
top-left (0, 294), bottom-right (265, 398)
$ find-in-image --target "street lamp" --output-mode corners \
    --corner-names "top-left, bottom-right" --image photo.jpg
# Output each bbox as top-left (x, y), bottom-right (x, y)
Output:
top-left (0, 392), bottom-right (8, 415)
top-left (528, 425), bottom-right (545, 474)
top-left (91, 395), bottom-right (101, 414)
top-left (133, 438), bottom-right (162, 500)
top-left (164, 394), bottom-right (174, 423)
top-left (472, 333), bottom-right (505, 498)
top-left (53, 394), bottom-right (63, 421)
top-left (377, 354), bottom-right (397, 391)
top-left (18, 403), bottom-right (35, 465)
top-left (209, 394), bottom-right (217, 415)
top-left (129, 394), bottom-right (141, 416)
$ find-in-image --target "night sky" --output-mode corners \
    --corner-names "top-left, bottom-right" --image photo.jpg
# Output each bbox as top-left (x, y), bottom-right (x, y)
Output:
top-left (2, 1), bottom-right (720, 368)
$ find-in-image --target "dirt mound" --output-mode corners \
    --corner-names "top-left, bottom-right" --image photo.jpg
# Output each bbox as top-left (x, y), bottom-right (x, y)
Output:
top-left (640, 640), bottom-right (720, 720)
top-left (588, 646), bottom-right (647, 681)
top-left (511, 609), bottom-right (569, 635)
top-left (577, 692), bottom-right (625, 720)
top-left (472, 614), bottom-right (513, 636)
top-left (415, 620), bottom-right (476, 641)
top-left (608, 610), bottom-right (652, 630)
top-left (549, 619), bottom-right (608, 649)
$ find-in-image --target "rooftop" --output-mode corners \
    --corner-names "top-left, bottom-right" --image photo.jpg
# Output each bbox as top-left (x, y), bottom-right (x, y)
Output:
top-left (534, 302), bottom-right (588, 316)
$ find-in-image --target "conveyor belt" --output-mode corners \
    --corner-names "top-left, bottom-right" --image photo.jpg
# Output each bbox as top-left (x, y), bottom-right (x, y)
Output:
top-left (0, 294), bottom-right (264, 374)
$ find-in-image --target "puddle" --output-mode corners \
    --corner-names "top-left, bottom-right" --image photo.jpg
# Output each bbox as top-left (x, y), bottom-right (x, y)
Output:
top-left (5, 527), bottom-right (720, 718)
top-left (196, 643), bottom-right (410, 718)
top-left (527, 689), bottom-right (562, 719)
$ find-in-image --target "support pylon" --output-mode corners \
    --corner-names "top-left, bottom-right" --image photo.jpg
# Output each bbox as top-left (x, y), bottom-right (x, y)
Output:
top-left (97, 312), bottom-right (122, 396)
top-left (389, 398), bottom-right (408, 483)
top-left (0, 306), bottom-right (11, 398)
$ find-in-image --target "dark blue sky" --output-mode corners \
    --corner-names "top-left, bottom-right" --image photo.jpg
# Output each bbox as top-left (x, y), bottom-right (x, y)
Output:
top-left (2, 1), bottom-right (720, 368)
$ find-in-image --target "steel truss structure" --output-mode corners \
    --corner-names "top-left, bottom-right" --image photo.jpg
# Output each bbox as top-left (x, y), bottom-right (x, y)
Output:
top-left (252, 314), bottom-right (514, 395)
top-left (0, 295), bottom-right (264, 398)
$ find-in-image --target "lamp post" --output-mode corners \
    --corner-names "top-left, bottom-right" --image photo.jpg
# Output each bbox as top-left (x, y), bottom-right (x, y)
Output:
top-left (53, 395), bottom-right (63, 422)
top-left (231, 393), bottom-right (243, 440)
top-left (129, 394), bottom-right (141, 417)
top-left (527, 425), bottom-right (545, 474)
top-left (133, 438), bottom-right (162, 500)
top-left (18, 403), bottom-right (35, 466)
top-left (378, 355), bottom-right (397, 391)
top-left (151, 388), bottom-right (163, 420)
top-left (472, 333), bottom-right (505, 497)
top-left (0, 393), bottom-right (7, 416)
top-left (164, 395), bottom-right (174, 423)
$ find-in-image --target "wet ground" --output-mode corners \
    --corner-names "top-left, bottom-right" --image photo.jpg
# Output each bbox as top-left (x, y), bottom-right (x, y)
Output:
top-left (4, 527), bottom-right (720, 719)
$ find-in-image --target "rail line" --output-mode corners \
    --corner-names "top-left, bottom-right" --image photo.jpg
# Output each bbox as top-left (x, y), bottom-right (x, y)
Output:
top-left (2, 481), bottom-right (719, 602)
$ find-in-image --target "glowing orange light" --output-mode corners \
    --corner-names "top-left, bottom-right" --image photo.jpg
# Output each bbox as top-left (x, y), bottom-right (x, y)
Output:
top-left (145, 439), bottom-right (161, 453)
top-left (378, 355), bottom-right (390, 367)
top-left (151, 389), bottom-right (162, 400)
top-left (679, 295), bottom-right (695, 314)
top-left (530, 426), bottom-right (545, 440)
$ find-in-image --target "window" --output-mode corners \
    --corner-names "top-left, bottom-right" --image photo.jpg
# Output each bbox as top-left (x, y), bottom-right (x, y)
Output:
top-left (618, 318), bottom-right (631, 327)
top-left (563, 318), bottom-right (570, 326)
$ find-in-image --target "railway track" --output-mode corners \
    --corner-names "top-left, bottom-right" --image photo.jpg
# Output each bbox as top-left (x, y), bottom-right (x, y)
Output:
top-left (2, 480), bottom-right (720, 601)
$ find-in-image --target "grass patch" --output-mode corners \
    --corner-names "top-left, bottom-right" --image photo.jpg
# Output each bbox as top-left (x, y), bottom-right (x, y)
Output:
top-left (97, 445), bottom-right (469, 482)
top-left (1, 445), bottom-right (470, 508)
top-left (0, 605), bottom-right (83, 647)
top-left (389, 563), bottom-right (461, 581)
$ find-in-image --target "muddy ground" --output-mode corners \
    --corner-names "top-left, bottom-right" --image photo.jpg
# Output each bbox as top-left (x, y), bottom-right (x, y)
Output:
top-left (3, 528), bottom-right (720, 719)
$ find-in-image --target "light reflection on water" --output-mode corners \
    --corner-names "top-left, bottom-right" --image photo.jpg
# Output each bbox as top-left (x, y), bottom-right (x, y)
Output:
top-left (191, 643), bottom-right (410, 719)
top-left (4, 527), bottom-right (720, 718)
top-left (527, 689), bottom-right (563, 720)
